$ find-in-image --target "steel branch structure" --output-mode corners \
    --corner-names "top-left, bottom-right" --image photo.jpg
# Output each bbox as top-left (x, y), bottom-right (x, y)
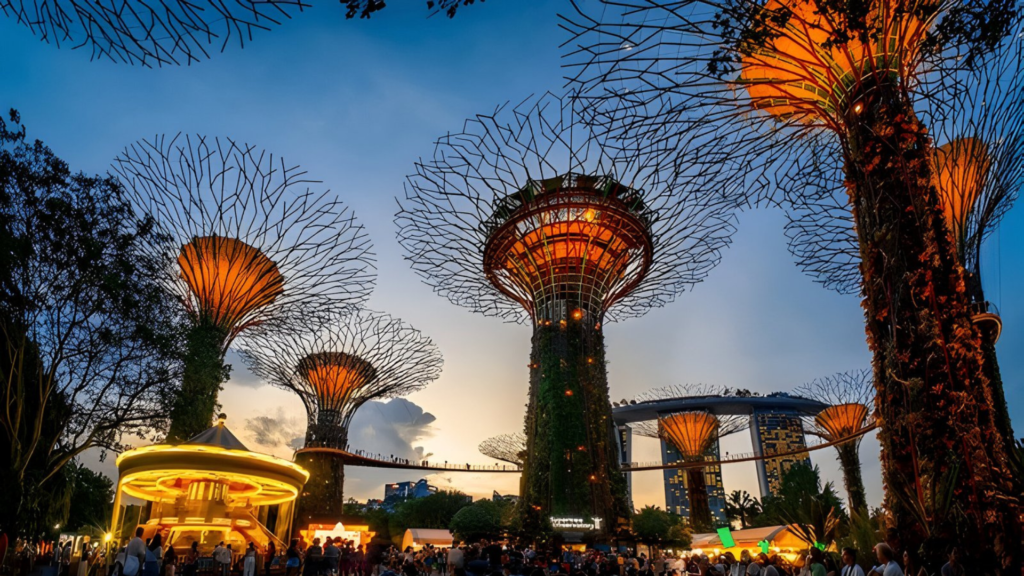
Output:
top-left (241, 308), bottom-right (442, 529)
top-left (0, 1), bottom-right (310, 66)
top-left (479, 433), bottom-right (528, 466)
top-left (396, 92), bottom-right (736, 533)
top-left (794, 369), bottom-right (875, 514)
top-left (563, 0), bottom-right (1024, 557)
top-left (114, 133), bottom-right (375, 442)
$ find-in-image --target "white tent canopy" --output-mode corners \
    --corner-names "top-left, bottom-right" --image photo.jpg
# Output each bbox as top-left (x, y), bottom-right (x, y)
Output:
top-left (402, 528), bottom-right (454, 551)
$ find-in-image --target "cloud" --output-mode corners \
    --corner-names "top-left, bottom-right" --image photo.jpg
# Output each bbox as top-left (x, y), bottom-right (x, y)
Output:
top-left (243, 408), bottom-right (306, 451)
top-left (342, 398), bottom-right (439, 500)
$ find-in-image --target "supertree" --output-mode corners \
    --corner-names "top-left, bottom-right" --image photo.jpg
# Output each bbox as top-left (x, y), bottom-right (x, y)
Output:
top-left (0, 1), bottom-right (310, 66)
top-left (785, 37), bottom-right (1024, 458)
top-left (240, 308), bottom-right (442, 530)
top-left (563, 0), bottom-right (1022, 562)
top-left (0, 1), bottom-right (486, 66)
top-left (633, 413), bottom-right (747, 531)
top-left (113, 134), bottom-right (375, 443)
top-left (479, 433), bottom-right (528, 467)
top-left (793, 369), bottom-right (876, 516)
top-left (395, 92), bottom-right (737, 533)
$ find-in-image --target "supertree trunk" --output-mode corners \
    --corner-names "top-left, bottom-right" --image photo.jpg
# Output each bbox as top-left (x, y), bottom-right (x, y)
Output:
top-left (294, 426), bottom-right (348, 535)
top-left (979, 336), bottom-right (1016, 453)
top-left (835, 442), bottom-right (868, 517)
top-left (842, 83), bottom-right (1020, 568)
top-left (166, 323), bottom-right (229, 442)
top-left (685, 467), bottom-right (713, 533)
top-left (519, 319), bottom-right (628, 535)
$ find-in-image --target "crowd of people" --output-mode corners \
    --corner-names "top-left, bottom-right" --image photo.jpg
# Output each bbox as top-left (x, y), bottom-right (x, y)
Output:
top-left (2, 533), bottom-right (977, 576)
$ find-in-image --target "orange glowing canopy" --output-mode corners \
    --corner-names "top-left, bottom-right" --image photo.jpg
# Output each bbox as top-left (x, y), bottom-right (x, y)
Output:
top-left (814, 402), bottom-right (870, 440)
top-left (178, 236), bottom-right (285, 332)
top-left (932, 138), bottom-right (990, 248)
top-left (658, 412), bottom-right (720, 460)
top-left (482, 174), bottom-right (653, 321)
top-left (297, 351), bottom-right (377, 409)
top-left (739, 0), bottom-right (931, 126)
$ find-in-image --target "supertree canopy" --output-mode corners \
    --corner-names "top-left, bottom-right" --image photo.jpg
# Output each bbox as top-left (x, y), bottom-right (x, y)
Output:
top-left (633, 412), bottom-right (747, 530)
top-left (114, 134), bottom-right (375, 443)
top-left (0, 1), bottom-right (310, 66)
top-left (479, 433), bottom-right (528, 467)
top-left (396, 92), bottom-right (737, 533)
top-left (784, 34), bottom-right (1024, 465)
top-left (240, 308), bottom-right (442, 529)
top-left (564, 0), bottom-right (1023, 561)
top-left (794, 369), bottom-right (875, 515)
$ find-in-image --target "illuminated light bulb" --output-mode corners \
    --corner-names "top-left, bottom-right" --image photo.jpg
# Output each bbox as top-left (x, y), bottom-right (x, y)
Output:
top-left (582, 209), bottom-right (597, 222)
top-left (559, 319), bottom-right (567, 328)
top-left (571, 309), bottom-right (584, 320)
top-left (565, 390), bottom-right (574, 396)
top-left (853, 103), bottom-right (864, 114)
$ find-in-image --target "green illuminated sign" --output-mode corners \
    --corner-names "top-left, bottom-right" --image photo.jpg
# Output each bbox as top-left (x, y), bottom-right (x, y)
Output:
top-left (717, 527), bottom-right (735, 548)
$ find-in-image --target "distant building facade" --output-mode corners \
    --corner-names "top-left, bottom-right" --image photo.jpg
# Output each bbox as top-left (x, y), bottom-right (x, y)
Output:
top-left (749, 410), bottom-right (811, 497)
top-left (383, 479), bottom-right (438, 508)
top-left (492, 491), bottom-right (519, 503)
top-left (661, 439), bottom-right (727, 525)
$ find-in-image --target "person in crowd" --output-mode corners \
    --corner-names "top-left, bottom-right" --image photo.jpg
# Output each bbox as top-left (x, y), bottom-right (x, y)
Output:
top-left (839, 548), bottom-right (864, 576)
top-left (184, 543), bottom-right (199, 576)
top-left (939, 546), bottom-right (963, 576)
top-left (324, 539), bottom-right (340, 576)
top-left (305, 540), bottom-right (323, 576)
top-left (448, 543), bottom-right (465, 576)
top-left (723, 553), bottom-right (741, 576)
top-left (755, 554), bottom-right (779, 576)
top-left (61, 539), bottom-right (74, 576)
top-left (266, 542), bottom-right (277, 576)
top-left (125, 529), bottom-right (147, 576)
top-left (868, 544), bottom-right (902, 576)
top-left (285, 540), bottom-right (302, 576)
top-left (143, 535), bottom-right (163, 576)
top-left (213, 542), bottom-right (232, 576)
top-left (243, 543), bottom-right (258, 576)
top-left (77, 538), bottom-right (92, 576)
top-left (163, 543), bottom-right (177, 576)
top-left (805, 549), bottom-right (826, 576)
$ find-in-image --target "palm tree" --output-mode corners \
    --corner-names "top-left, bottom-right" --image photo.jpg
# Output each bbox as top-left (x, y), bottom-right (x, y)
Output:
top-left (725, 491), bottom-right (761, 529)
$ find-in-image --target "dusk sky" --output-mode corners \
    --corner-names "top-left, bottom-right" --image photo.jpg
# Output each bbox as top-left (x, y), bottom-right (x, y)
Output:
top-left (2, 0), bottom-right (1022, 513)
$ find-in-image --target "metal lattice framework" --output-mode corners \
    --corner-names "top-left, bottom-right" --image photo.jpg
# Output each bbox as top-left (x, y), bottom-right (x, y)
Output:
top-left (240, 308), bottom-right (443, 448)
top-left (479, 433), bottom-right (528, 466)
top-left (794, 369), bottom-right (875, 443)
top-left (113, 133), bottom-right (376, 349)
top-left (632, 383), bottom-right (730, 403)
top-left (395, 91), bottom-right (738, 325)
top-left (560, 0), bottom-right (1017, 211)
top-left (784, 36), bottom-right (1024, 297)
top-left (0, 1), bottom-right (311, 67)
top-left (632, 412), bottom-right (748, 457)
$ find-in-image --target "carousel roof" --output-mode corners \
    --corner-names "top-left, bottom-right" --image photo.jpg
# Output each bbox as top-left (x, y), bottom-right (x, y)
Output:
top-left (115, 415), bottom-right (308, 507)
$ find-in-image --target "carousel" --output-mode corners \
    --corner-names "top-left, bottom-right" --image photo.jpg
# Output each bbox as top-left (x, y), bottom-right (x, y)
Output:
top-left (111, 415), bottom-right (309, 553)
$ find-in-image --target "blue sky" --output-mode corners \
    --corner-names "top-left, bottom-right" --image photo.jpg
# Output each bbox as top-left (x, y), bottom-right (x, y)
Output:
top-left (2, 0), bottom-right (1021, 511)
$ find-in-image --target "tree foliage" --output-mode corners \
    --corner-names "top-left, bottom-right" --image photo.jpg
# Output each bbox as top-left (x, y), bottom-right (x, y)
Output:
top-left (0, 109), bottom-right (185, 538)
top-left (631, 505), bottom-right (690, 548)
top-left (725, 490), bottom-right (762, 529)
top-left (388, 491), bottom-right (471, 538)
top-left (65, 464), bottom-right (114, 534)
top-left (450, 499), bottom-right (513, 541)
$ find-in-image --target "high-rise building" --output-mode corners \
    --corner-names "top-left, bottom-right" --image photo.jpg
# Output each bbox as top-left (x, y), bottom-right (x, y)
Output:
top-left (383, 479), bottom-right (438, 507)
top-left (661, 439), bottom-right (727, 525)
top-left (750, 410), bottom-right (811, 497)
